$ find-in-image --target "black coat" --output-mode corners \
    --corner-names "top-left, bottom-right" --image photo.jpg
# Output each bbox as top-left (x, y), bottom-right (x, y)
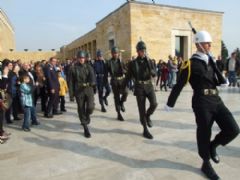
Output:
top-left (43, 64), bottom-right (60, 91)
top-left (167, 53), bottom-right (226, 108)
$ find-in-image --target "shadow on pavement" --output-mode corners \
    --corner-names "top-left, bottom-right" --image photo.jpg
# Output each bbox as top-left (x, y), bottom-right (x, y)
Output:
top-left (24, 134), bottom-right (201, 177)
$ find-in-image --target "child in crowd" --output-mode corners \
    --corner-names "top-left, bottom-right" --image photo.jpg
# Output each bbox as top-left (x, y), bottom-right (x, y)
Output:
top-left (160, 62), bottom-right (169, 91)
top-left (58, 71), bottom-right (68, 112)
top-left (20, 75), bottom-right (32, 132)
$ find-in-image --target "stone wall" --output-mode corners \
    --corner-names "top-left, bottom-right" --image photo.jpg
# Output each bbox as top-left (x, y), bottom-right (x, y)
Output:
top-left (0, 9), bottom-right (15, 53)
top-left (63, 29), bottom-right (97, 60)
top-left (0, 51), bottom-right (60, 63)
top-left (95, 3), bottom-right (131, 60)
top-left (129, 2), bottom-right (223, 60)
top-left (63, 3), bottom-right (131, 60)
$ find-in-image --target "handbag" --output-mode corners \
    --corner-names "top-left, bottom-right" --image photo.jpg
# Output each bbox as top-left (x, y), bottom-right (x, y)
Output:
top-left (0, 90), bottom-right (12, 111)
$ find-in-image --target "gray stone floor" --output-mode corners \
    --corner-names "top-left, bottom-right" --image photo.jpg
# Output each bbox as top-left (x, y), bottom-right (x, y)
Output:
top-left (0, 86), bottom-right (239, 180)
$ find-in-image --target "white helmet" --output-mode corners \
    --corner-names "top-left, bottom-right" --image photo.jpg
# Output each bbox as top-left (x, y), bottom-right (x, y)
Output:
top-left (194, 30), bottom-right (212, 43)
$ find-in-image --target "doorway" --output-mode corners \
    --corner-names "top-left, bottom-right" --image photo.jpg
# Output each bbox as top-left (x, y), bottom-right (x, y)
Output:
top-left (175, 36), bottom-right (188, 59)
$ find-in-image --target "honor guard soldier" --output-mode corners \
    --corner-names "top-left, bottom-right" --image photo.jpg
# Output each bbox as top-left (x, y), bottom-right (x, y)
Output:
top-left (106, 47), bottom-right (128, 121)
top-left (93, 50), bottom-right (111, 112)
top-left (165, 31), bottom-right (239, 180)
top-left (69, 50), bottom-right (96, 138)
top-left (125, 41), bottom-right (158, 139)
top-left (86, 52), bottom-right (94, 67)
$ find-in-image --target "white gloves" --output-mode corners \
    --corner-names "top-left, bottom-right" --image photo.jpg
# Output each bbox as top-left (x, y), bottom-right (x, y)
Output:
top-left (220, 78), bottom-right (229, 88)
top-left (164, 104), bottom-right (173, 112)
top-left (220, 83), bottom-right (228, 88)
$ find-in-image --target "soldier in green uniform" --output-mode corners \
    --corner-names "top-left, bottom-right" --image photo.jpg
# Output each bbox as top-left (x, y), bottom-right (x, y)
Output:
top-left (165, 31), bottom-right (239, 180)
top-left (125, 41), bottom-right (158, 139)
top-left (69, 50), bottom-right (96, 138)
top-left (106, 47), bottom-right (128, 121)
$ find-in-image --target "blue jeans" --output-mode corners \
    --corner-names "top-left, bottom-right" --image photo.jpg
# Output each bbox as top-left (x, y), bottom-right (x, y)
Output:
top-left (30, 106), bottom-right (37, 123)
top-left (169, 71), bottom-right (177, 88)
top-left (22, 106), bottom-right (31, 129)
top-left (228, 71), bottom-right (237, 85)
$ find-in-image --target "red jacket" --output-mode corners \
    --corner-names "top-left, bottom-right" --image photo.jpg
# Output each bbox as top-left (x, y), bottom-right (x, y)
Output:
top-left (161, 67), bottom-right (169, 81)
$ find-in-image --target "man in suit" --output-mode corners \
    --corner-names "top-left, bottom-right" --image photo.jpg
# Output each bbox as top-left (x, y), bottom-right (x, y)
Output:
top-left (44, 57), bottom-right (60, 118)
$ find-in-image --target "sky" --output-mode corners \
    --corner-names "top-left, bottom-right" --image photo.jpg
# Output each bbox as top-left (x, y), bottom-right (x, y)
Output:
top-left (0, 0), bottom-right (239, 53)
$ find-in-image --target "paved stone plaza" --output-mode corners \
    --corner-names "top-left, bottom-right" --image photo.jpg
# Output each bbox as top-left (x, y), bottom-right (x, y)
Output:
top-left (0, 86), bottom-right (239, 180)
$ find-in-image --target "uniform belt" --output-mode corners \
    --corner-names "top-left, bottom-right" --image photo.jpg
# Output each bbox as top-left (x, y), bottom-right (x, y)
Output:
top-left (136, 80), bottom-right (152, 85)
top-left (114, 75), bottom-right (125, 80)
top-left (195, 89), bottom-right (218, 96)
top-left (96, 74), bottom-right (104, 77)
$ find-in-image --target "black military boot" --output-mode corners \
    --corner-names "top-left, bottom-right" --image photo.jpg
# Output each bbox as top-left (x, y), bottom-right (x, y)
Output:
top-left (103, 96), bottom-right (108, 106)
top-left (101, 105), bottom-right (107, 112)
top-left (120, 101), bottom-right (125, 112)
top-left (210, 141), bottom-right (220, 164)
top-left (83, 124), bottom-right (91, 138)
top-left (143, 126), bottom-right (153, 139)
top-left (117, 112), bottom-right (124, 121)
top-left (146, 114), bottom-right (153, 128)
top-left (201, 161), bottom-right (220, 180)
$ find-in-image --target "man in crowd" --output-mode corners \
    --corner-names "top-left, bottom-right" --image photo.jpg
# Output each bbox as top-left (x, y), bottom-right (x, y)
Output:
top-left (226, 52), bottom-right (240, 87)
top-left (44, 57), bottom-right (61, 118)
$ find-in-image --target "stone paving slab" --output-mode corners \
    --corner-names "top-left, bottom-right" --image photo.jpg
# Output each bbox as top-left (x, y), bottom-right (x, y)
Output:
top-left (0, 86), bottom-right (239, 180)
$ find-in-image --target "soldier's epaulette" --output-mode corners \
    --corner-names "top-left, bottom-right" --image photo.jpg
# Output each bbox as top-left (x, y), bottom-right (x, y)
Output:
top-left (180, 60), bottom-right (190, 71)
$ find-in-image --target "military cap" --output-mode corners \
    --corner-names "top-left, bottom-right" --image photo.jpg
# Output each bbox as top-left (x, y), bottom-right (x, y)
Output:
top-left (136, 41), bottom-right (147, 51)
top-left (76, 50), bottom-right (86, 58)
top-left (111, 46), bottom-right (119, 53)
top-left (96, 50), bottom-right (103, 57)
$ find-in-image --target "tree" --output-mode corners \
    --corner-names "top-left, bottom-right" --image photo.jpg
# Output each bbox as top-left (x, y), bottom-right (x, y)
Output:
top-left (221, 40), bottom-right (228, 61)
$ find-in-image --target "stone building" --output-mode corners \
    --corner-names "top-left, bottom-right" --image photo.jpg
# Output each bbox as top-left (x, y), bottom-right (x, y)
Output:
top-left (61, 1), bottom-right (223, 61)
top-left (0, 8), bottom-right (15, 53)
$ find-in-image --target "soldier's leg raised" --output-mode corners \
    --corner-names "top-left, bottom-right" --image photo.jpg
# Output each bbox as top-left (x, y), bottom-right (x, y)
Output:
top-left (146, 90), bottom-right (158, 128)
top-left (111, 84), bottom-right (123, 121)
top-left (194, 108), bottom-right (220, 179)
top-left (103, 83), bottom-right (111, 106)
top-left (85, 88), bottom-right (95, 125)
top-left (97, 84), bottom-right (106, 112)
top-left (76, 94), bottom-right (90, 138)
top-left (136, 95), bottom-right (153, 139)
top-left (210, 103), bottom-right (239, 163)
top-left (120, 87), bottom-right (128, 112)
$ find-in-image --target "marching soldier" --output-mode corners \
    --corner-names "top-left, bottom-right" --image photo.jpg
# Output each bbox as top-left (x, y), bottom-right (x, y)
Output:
top-left (125, 41), bottom-right (158, 139)
top-left (106, 47), bottom-right (128, 121)
top-left (69, 51), bottom-right (96, 138)
top-left (86, 52), bottom-right (94, 67)
top-left (93, 50), bottom-right (111, 112)
top-left (165, 31), bottom-right (239, 180)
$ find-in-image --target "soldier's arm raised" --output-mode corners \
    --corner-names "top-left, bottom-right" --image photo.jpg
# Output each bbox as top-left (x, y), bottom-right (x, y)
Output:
top-left (167, 61), bottom-right (190, 107)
